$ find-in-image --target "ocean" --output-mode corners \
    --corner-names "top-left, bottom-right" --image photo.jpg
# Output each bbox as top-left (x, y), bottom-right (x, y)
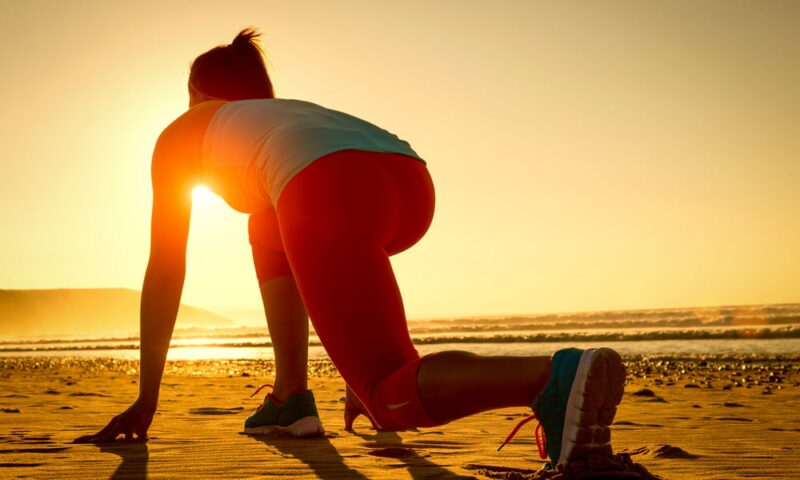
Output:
top-left (3, 303), bottom-right (798, 360)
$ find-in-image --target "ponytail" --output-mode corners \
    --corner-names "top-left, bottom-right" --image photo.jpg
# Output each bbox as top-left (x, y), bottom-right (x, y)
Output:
top-left (190, 28), bottom-right (275, 101)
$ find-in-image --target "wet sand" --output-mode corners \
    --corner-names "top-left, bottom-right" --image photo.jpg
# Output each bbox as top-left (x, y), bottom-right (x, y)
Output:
top-left (1, 355), bottom-right (798, 479)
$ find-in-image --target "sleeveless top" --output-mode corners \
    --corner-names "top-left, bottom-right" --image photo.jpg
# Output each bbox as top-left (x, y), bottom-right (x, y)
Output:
top-left (199, 98), bottom-right (425, 212)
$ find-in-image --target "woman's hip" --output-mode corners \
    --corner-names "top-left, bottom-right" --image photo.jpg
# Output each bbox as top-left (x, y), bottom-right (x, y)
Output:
top-left (276, 150), bottom-right (434, 252)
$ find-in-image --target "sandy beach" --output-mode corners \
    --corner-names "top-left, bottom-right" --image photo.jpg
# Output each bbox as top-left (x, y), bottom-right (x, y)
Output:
top-left (1, 355), bottom-right (798, 480)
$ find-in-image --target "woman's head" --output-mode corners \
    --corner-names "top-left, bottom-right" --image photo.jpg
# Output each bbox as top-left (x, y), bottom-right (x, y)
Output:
top-left (189, 28), bottom-right (274, 105)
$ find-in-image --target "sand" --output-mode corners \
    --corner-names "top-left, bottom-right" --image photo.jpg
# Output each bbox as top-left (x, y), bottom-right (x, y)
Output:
top-left (1, 355), bottom-right (798, 479)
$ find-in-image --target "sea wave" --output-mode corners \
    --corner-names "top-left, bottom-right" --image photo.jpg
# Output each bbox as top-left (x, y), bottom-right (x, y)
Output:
top-left (1, 325), bottom-right (798, 353)
top-left (3, 303), bottom-right (798, 346)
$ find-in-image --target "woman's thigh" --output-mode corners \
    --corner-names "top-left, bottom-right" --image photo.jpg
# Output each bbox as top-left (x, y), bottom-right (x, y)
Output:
top-left (249, 207), bottom-right (292, 285)
top-left (275, 150), bottom-right (434, 392)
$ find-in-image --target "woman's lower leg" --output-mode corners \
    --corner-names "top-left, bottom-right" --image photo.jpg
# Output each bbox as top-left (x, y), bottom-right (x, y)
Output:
top-left (259, 275), bottom-right (309, 402)
top-left (416, 352), bottom-right (552, 423)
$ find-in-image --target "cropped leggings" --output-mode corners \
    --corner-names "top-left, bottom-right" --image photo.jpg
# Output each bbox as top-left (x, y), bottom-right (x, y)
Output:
top-left (248, 149), bottom-right (439, 430)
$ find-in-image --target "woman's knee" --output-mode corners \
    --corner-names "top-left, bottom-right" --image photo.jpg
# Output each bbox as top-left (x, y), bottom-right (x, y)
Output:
top-left (355, 357), bottom-right (442, 431)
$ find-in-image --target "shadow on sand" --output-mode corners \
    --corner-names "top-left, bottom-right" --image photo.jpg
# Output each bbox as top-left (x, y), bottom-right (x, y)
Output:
top-left (248, 433), bottom-right (370, 479)
top-left (247, 430), bottom-right (476, 480)
top-left (352, 430), bottom-right (477, 480)
top-left (98, 440), bottom-right (149, 480)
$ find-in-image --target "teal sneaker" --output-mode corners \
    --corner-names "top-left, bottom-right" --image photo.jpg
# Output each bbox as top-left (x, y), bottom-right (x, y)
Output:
top-left (244, 384), bottom-right (325, 437)
top-left (498, 348), bottom-right (626, 470)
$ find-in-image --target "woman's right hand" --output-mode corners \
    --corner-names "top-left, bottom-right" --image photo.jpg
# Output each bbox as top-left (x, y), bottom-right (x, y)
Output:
top-left (343, 385), bottom-right (380, 432)
top-left (72, 398), bottom-right (156, 444)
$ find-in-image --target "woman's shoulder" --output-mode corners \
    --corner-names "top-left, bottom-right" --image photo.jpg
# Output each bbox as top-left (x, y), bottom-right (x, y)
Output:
top-left (162, 101), bottom-right (226, 137)
top-left (153, 101), bottom-right (229, 179)
top-left (156, 101), bottom-right (227, 151)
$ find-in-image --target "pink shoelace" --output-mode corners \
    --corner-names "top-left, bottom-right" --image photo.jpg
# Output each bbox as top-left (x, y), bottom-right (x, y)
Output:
top-left (497, 412), bottom-right (548, 459)
top-left (250, 383), bottom-right (283, 409)
top-left (250, 383), bottom-right (274, 398)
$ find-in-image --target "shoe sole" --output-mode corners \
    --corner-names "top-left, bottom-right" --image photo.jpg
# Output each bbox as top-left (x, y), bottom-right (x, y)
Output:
top-left (244, 416), bottom-right (325, 438)
top-left (558, 347), bottom-right (626, 467)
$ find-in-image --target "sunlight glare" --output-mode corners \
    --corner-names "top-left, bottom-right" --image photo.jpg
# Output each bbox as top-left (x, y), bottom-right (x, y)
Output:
top-left (192, 185), bottom-right (214, 206)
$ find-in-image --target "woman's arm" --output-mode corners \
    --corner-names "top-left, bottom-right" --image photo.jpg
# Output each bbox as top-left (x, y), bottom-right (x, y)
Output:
top-left (74, 124), bottom-right (195, 443)
top-left (137, 131), bottom-right (194, 407)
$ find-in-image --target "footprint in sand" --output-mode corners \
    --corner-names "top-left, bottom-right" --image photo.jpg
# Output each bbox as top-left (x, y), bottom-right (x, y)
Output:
top-left (631, 388), bottom-right (657, 397)
top-left (0, 447), bottom-right (70, 454)
top-left (463, 463), bottom-right (537, 477)
top-left (631, 388), bottom-right (668, 403)
top-left (651, 444), bottom-right (699, 459)
top-left (716, 417), bottom-right (754, 422)
top-left (4, 433), bottom-right (55, 445)
top-left (623, 444), bottom-right (699, 459)
top-left (367, 447), bottom-right (419, 458)
top-left (613, 420), bottom-right (663, 428)
top-left (188, 407), bottom-right (244, 415)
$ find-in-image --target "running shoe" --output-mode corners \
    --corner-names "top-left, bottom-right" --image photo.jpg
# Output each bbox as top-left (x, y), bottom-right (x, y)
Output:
top-left (498, 348), bottom-right (626, 469)
top-left (244, 384), bottom-right (325, 437)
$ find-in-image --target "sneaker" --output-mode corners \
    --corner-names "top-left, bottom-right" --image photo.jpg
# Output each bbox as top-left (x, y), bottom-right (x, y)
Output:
top-left (244, 384), bottom-right (325, 437)
top-left (498, 348), bottom-right (626, 469)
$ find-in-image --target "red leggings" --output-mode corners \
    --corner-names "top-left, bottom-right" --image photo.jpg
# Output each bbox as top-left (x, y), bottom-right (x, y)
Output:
top-left (248, 149), bottom-right (438, 430)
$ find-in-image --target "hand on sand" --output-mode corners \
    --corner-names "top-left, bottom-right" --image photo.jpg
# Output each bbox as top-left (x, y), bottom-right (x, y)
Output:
top-left (343, 385), bottom-right (381, 432)
top-left (73, 399), bottom-right (156, 444)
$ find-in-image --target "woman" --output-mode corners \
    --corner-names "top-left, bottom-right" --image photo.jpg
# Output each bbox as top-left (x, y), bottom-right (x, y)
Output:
top-left (75, 29), bottom-right (626, 471)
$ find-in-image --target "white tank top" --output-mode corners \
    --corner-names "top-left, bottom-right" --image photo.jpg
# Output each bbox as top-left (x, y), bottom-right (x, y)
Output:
top-left (199, 98), bottom-right (425, 212)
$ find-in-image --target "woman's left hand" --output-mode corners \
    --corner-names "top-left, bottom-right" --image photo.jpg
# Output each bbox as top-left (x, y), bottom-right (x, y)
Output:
top-left (72, 398), bottom-right (156, 444)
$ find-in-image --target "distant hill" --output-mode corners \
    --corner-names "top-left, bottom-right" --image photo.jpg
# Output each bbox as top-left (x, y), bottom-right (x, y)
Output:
top-left (0, 288), bottom-right (232, 339)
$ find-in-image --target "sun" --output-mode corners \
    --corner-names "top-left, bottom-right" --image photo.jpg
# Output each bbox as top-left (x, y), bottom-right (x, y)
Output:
top-left (192, 185), bottom-right (215, 205)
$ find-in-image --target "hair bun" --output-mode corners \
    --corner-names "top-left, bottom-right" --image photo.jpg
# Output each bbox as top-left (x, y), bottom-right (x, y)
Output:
top-left (231, 27), bottom-right (261, 51)
top-left (190, 27), bottom-right (274, 101)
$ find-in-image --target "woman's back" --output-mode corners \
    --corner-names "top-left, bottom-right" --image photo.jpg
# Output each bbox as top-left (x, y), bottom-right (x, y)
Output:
top-left (200, 98), bottom-right (425, 212)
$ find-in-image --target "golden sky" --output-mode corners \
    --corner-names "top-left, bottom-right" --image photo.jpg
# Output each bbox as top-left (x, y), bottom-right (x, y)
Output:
top-left (1, 0), bottom-right (798, 319)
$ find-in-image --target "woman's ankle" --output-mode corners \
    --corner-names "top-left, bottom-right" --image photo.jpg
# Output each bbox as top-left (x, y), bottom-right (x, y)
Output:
top-left (271, 381), bottom-right (309, 403)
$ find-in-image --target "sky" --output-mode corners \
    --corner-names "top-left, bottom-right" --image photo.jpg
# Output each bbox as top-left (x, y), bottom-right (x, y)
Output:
top-left (1, 0), bottom-right (798, 320)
